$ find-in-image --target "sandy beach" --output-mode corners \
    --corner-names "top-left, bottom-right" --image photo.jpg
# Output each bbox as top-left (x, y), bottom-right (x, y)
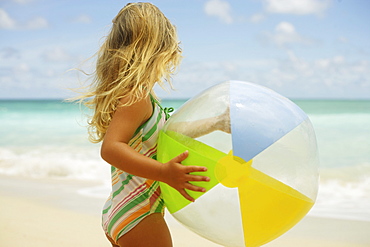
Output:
top-left (1, 175), bottom-right (369, 247)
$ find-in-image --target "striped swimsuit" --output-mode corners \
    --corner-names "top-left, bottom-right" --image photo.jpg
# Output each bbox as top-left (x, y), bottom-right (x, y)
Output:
top-left (102, 98), bottom-right (169, 242)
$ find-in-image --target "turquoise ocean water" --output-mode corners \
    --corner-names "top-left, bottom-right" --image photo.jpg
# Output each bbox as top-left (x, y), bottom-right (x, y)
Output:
top-left (0, 99), bottom-right (369, 221)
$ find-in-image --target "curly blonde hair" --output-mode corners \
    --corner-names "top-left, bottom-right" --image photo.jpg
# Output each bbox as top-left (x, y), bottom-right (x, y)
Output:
top-left (77, 2), bottom-right (182, 143)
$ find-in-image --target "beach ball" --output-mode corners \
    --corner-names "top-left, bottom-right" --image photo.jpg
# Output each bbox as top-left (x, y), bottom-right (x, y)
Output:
top-left (157, 81), bottom-right (319, 247)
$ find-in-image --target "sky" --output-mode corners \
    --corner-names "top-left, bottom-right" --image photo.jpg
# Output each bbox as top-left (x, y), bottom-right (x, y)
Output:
top-left (0, 0), bottom-right (369, 99)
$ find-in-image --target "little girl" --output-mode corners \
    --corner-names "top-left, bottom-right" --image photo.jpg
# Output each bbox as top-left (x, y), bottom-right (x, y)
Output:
top-left (78, 3), bottom-right (229, 246)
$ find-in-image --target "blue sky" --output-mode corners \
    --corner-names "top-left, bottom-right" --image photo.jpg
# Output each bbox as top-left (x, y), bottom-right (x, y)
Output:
top-left (1, 0), bottom-right (369, 99)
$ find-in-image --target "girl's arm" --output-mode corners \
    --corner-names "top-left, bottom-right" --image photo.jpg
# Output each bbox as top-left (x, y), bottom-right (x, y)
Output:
top-left (168, 107), bottom-right (231, 138)
top-left (100, 96), bottom-right (209, 202)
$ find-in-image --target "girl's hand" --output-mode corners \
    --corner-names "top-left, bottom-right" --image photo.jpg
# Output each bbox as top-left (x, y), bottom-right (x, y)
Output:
top-left (216, 107), bottom-right (231, 133)
top-left (160, 151), bottom-right (210, 202)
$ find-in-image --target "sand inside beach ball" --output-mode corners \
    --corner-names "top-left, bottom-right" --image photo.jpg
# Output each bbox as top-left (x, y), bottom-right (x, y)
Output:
top-left (157, 81), bottom-right (319, 247)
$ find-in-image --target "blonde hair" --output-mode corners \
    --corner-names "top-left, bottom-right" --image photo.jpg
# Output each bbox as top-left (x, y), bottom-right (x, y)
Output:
top-left (77, 2), bottom-right (182, 143)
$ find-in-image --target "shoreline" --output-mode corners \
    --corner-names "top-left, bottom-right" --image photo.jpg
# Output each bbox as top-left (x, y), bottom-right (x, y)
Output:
top-left (1, 175), bottom-right (369, 247)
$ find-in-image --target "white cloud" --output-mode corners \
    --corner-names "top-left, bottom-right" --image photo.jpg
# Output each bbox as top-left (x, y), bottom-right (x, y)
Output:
top-left (267, 52), bottom-right (370, 98)
top-left (338, 36), bottom-right (348, 44)
top-left (73, 14), bottom-right (92, 24)
top-left (14, 63), bottom-right (30, 73)
top-left (332, 55), bottom-right (345, 64)
top-left (42, 47), bottom-right (72, 62)
top-left (26, 16), bottom-right (48, 29)
top-left (249, 13), bottom-right (266, 23)
top-left (0, 45), bottom-right (79, 98)
top-left (315, 58), bottom-right (330, 69)
top-left (276, 21), bottom-right (295, 33)
top-left (0, 8), bottom-right (16, 29)
top-left (265, 21), bottom-right (313, 47)
top-left (165, 51), bottom-right (370, 99)
top-left (263, 0), bottom-right (331, 16)
top-left (204, 0), bottom-right (233, 24)
top-left (0, 8), bottom-right (48, 30)
top-left (0, 47), bottom-right (20, 59)
top-left (12, 0), bottom-right (34, 4)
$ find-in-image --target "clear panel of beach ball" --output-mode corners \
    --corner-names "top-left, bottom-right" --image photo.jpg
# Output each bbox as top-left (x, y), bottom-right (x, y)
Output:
top-left (158, 81), bottom-right (319, 247)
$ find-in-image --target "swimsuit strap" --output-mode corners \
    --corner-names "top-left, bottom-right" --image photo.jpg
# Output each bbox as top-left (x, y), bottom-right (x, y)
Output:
top-left (163, 107), bottom-right (174, 120)
top-left (149, 94), bottom-right (173, 120)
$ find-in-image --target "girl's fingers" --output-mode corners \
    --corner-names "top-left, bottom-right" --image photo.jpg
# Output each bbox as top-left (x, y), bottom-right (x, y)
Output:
top-left (185, 182), bottom-right (207, 193)
top-left (185, 165), bottom-right (208, 173)
top-left (179, 183), bottom-right (206, 202)
top-left (168, 151), bottom-right (210, 201)
top-left (186, 174), bottom-right (210, 182)
top-left (171, 150), bottom-right (189, 163)
top-left (180, 189), bottom-right (195, 202)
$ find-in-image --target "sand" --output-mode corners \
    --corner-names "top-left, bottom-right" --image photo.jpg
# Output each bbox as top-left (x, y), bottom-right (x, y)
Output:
top-left (1, 175), bottom-right (369, 247)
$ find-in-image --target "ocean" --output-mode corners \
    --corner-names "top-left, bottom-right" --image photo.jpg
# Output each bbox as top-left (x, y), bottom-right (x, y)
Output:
top-left (0, 99), bottom-right (369, 222)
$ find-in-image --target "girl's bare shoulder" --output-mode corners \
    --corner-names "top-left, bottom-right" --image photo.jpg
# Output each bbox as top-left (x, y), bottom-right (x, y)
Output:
top-left (116, 94), bottom-right (153, 125)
